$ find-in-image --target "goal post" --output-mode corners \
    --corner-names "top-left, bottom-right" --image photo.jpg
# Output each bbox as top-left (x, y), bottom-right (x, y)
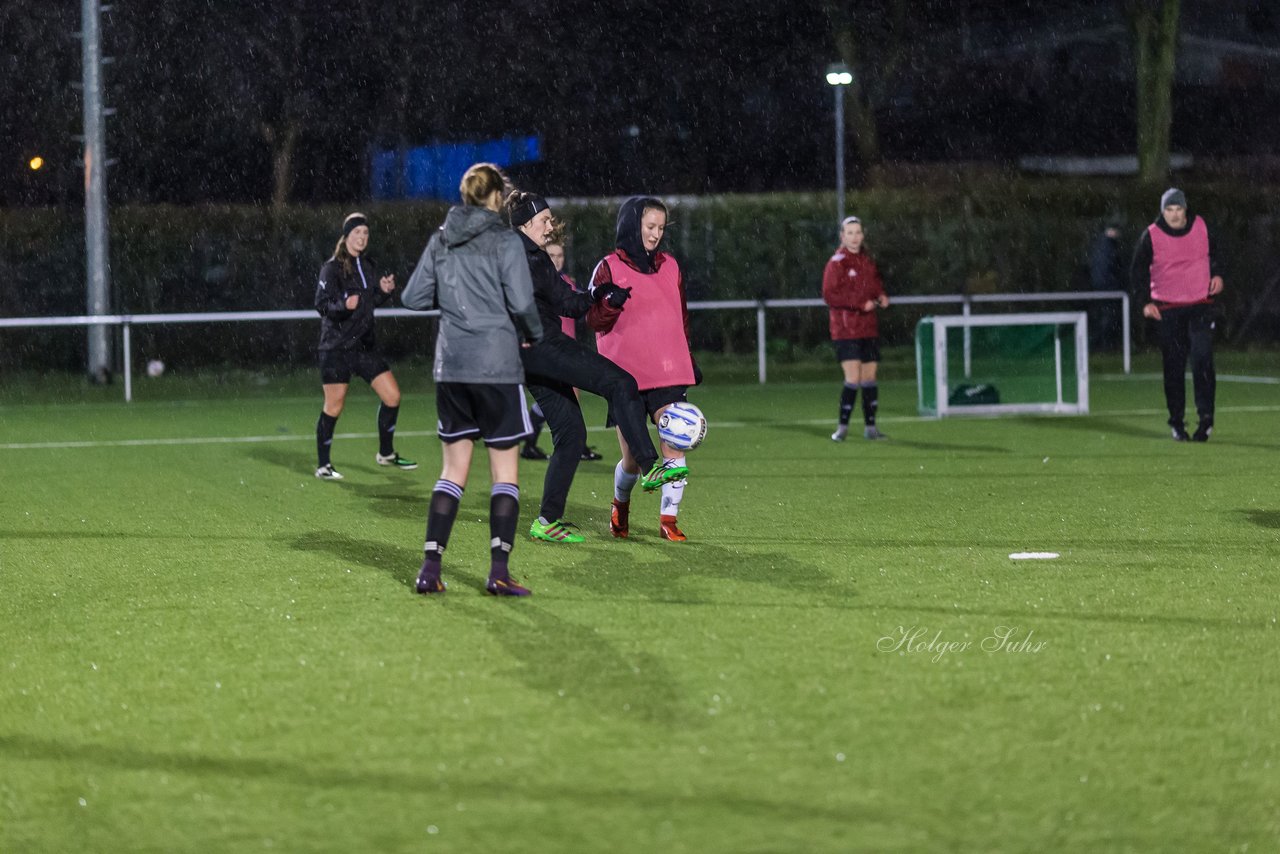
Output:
top-left (915, 312), bottom-right (1089, 417)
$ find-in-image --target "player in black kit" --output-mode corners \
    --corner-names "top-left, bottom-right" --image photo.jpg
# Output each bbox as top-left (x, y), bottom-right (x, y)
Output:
top-left (313, 212), bottom-right (416, 480)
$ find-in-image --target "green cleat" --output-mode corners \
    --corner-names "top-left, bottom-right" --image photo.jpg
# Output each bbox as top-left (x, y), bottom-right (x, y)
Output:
top-left (376, 452), bottom-right (418, 470)
top-left (640, 460), bottom-right (690, 492)
top-left (529, 518), bottom-right (586, 543)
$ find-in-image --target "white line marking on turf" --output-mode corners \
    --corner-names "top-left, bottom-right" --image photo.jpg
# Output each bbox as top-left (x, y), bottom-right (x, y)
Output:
top-left (6, 403), bottom-right (1280, 451)
top-left (1009, 552), bottom-right (1060, 560)
top-left (1097, 373), bottom-right (1280, 384)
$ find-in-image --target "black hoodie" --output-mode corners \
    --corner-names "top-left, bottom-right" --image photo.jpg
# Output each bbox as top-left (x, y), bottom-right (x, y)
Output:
top-left (614, 196), bottom-right (665, 274)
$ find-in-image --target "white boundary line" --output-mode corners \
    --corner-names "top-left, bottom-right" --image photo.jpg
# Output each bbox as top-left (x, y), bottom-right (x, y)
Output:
top-left (6, 404), bottom-right (1280, 451)
top-left (1097, 373), bottom-right (1280, 385)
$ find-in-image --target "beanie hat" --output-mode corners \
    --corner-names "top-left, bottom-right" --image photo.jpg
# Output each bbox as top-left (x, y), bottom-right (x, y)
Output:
top-left (1160, 188), bottom-right (1186, 211)
top-left (509, 195), bottom-right (550, 227)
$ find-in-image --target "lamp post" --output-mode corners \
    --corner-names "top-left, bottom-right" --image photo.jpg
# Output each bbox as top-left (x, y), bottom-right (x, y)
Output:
top-left (825, 62), bottom-right (853, 223)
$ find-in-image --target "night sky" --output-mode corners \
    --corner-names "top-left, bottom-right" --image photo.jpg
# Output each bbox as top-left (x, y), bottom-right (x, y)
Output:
top-left (4, 0), bottom-right (1276, 207)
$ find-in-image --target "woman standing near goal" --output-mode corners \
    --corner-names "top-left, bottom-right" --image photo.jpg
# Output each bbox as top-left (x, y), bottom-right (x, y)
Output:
top-left (401, 163), bottom-right (543, 596)
top-left (588, 197), bottom-right (698, 542)
top-left (312, 212), bottom-right (415, 480)
top-left (822, 215), bottom-right (890, 441)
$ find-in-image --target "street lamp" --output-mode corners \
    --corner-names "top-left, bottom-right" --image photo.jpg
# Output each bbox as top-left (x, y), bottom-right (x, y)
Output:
top-left (825, 62), bottom-right (853, 223)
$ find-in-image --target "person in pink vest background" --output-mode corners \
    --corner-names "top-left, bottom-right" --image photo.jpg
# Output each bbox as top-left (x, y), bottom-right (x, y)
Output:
top-left (1130, 188), bottom-right (1225, 442)
top-left (589, 197), bottom-right (699, 542)
top-left (547, 238), bottom-right (604, 462)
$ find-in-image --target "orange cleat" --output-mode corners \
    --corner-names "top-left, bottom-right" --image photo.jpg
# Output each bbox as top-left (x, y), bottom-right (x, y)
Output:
top-left (610, 499), bottom-right (630, 538)
top-left (659, 514), bottom-right (687, 542)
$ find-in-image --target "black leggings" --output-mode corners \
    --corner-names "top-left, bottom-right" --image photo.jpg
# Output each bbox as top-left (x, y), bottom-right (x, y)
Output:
top-left (1158, 303), bottom-right (1216, 426)
top-left (522, 335), bottom-right (658, 522)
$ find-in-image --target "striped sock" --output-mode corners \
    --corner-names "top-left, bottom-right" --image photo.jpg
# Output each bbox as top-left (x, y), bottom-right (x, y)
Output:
top-left (424, 479), bottom-right (464, 557)
top-left (489, 483), bottom-right (520, 578)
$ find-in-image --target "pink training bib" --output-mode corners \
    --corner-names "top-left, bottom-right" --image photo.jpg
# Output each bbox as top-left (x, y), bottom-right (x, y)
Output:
top-left (595, 254), bottom-right (695, 391)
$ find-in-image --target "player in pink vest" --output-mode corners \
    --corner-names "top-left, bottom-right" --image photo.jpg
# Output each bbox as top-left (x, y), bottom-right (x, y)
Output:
top-left (1130, 188), bottom-right (1225, 442)
top-left (589, 197), bottom-right (698, 542)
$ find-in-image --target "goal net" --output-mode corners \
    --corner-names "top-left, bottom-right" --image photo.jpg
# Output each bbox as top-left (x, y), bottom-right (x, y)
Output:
top-left (915, 312), bottom-right (1089, 417)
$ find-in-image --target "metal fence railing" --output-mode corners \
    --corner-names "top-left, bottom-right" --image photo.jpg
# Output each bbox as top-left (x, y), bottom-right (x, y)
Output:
top-left (0, 291), bottom-right (1130, 401)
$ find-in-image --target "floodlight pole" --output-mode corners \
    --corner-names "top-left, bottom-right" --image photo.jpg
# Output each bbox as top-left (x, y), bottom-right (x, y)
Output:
top-left (81, 0), bottom-right (112, 383)
top-left (826, 63), bottom-right (852, 224)
top-left (834, 85), bottom-right (845, 223)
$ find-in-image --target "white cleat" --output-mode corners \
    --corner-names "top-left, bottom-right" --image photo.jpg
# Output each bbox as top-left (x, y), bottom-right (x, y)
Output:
top-left (315, 464), bottom-right (344, 480)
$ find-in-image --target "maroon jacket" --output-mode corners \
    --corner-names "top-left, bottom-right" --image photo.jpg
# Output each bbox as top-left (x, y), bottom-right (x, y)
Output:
top-left (822, 248), bottom-right (886, 340)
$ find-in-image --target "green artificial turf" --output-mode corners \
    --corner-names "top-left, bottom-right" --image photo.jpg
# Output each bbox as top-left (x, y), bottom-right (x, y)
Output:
top-left (2, 354), bottom-right (1278, 852)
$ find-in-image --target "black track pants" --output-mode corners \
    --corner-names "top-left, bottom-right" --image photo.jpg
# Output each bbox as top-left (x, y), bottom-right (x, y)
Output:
top-left (1157, 304), bottom-right (1216, 427)
top-left (522, 335), bottom-right (658, 522)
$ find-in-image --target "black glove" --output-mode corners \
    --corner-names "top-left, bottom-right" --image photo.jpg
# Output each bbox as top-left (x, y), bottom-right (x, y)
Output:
top-left (692, 357), bottom-right (703, 386)
top-left (596, 283), bottom-right (632, 309)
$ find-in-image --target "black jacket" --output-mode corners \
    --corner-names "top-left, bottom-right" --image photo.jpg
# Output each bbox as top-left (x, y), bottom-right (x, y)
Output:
top-left (518, 231), bottom-right (593, 341)
top-left (314, 254), bottom-right (393, 351)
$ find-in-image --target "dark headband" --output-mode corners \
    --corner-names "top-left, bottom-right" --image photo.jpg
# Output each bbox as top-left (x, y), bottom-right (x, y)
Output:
top-left (510, 196), bottom-right (550, 227)
top-left (342, 215), bottom-right (368, 237)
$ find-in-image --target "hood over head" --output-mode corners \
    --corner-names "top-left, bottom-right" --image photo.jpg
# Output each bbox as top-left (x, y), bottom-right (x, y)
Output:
top-left (614, 196), bottom-right (666, 274)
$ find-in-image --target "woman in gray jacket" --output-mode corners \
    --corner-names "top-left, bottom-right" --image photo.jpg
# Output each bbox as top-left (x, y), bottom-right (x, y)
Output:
top-left (402, 163), bottom-right (543, 596)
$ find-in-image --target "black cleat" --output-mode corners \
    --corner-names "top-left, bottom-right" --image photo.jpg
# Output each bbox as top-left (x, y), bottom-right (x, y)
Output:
top-left (520, 445), bottom-right (549, 461)
top-left (485, 575), bottom-right (532, 597)
top-left (1191, 422), bottom-right (1212, 442)
top-left (1170, 425), bottom-right (1190, 442)
top-left (415, 560), bottom-right (446, 595)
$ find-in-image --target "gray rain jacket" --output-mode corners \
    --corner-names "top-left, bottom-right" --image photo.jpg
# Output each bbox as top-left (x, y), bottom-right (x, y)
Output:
top-left (403, 205), bottom-right (543, 383)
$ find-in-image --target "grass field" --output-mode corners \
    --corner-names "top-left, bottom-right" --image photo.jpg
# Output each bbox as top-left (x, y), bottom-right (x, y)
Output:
top-left (2, 352), bottom-right (1278, 852)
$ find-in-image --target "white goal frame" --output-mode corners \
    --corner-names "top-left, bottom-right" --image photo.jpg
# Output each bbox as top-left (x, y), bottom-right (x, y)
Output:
top-left (916, 311), bottom-right (1089, 418)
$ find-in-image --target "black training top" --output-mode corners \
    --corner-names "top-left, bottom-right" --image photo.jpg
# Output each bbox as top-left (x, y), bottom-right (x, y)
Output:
top-left (314, 254), bottom-right (393, 351)
top-left (517, 230), bottom-right (593, 341)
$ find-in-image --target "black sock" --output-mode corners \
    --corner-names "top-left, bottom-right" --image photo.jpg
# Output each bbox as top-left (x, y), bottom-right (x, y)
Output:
top-left (489, 483), bottom-right (520, 579)
top-left (377, 404), bottom-right (399, 457)
top-left (425, 480), bottom-right (464, 558)
top-left (861, 383), bottom-right (879, 426)
top-left (839, 383), bottom-right (858, 426)
top-left (316, 411), bottom-right (338, 467)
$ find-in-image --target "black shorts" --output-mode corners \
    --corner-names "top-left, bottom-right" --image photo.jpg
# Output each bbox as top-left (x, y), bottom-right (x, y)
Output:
top-left (605, 385), bottom-right (688, 428)
top-left (436, 382), bottom-right (531, 449)
top-left (833, 338), bottom-right (880, 363)
top-left (319, 349), bottom-right (391, 384)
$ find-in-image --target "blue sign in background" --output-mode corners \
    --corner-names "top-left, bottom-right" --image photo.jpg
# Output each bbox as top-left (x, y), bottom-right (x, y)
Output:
top-left (371, 136), bottom-right (541, 201)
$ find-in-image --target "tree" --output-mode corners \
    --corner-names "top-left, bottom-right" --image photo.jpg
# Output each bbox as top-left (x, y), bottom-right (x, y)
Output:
top-left (823, 0), bottom-right (911, 186)
top-left (1120, 0), bottom-right (1182, 184)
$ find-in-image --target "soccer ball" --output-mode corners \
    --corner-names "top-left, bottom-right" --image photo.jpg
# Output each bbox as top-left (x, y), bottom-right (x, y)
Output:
top-left (657, 402), bottom-right (707, 451)
top-left (145, 359), bottom-right (165, 378)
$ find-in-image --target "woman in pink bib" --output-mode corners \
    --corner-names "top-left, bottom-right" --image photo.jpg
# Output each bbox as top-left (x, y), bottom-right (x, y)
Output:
top-left (589, 197), bottom-right (699, 542)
